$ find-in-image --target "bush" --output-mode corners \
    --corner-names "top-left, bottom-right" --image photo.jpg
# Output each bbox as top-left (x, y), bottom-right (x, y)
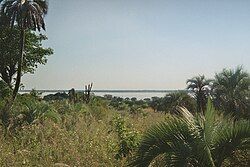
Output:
top-left (0, 81), bottom-right (11, 100)
top-left (111, 115), bottom-right (140, 160)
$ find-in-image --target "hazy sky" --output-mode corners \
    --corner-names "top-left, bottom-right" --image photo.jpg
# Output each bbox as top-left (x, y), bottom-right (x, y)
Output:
top-left (23, 0), bottom-right (250, 90)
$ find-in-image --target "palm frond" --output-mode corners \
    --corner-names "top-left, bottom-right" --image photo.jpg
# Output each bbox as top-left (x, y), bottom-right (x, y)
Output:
top-left (129, 100), bottom-right (250, 167)
top-left (212, 119), bottom-right (250, 166)
top-left (129, 113), bottom-right (215, 167)
top-left (1, 0), bottom-right (48, 31)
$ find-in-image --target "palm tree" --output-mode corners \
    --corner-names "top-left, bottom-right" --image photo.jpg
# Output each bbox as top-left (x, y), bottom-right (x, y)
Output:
top-left (187, 75), bottom-right (212, 113)
top-left (161, 91), bottom-right (196, 114)
top-left (129, 100), bottom-right (250, 167)
top-left (1, 0), bottom-right (48, 100)
top-left (212, 66), bottom-right (249, 118)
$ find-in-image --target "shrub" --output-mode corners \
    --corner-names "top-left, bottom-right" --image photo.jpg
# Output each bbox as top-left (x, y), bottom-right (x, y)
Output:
top-left (111, 115), bottom-right (140, 160)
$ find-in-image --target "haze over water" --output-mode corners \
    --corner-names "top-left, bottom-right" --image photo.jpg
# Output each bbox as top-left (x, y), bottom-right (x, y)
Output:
top-left (21, 89), bottom-right (180, 99)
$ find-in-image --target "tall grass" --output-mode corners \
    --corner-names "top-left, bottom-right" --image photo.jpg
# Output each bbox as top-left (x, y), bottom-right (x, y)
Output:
top-left (0, 96), bottom-right (163, 166)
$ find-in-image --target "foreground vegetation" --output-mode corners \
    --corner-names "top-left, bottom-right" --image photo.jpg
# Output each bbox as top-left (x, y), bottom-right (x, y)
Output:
top-left (0, 66), bottom-right (249, 166)
top-left (130, 100), bottom-right (250, 167)
top-left (0, 75), bottom-right (249, 166)
top-left (0, 94), bottom-right (165, 166)
top-left (0, 1), bottom-right (249, 166)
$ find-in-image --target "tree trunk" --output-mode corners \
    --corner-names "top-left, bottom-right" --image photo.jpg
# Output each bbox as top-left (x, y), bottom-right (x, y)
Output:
top-left (12, 28), bottom-right (25, 100)
top-left (0, 28), bottom-right (25, 136)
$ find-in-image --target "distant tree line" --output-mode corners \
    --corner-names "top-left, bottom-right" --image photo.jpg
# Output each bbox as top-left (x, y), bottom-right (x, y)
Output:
top-left (106, 66), bottom-right (249, 119)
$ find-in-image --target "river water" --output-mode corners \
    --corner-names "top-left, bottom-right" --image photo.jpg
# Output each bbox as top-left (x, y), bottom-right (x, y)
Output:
top-left (21, 90), bottom-right (184, 100)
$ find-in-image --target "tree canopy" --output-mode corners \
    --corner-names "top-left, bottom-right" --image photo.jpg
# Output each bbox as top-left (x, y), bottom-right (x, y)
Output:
top-left (187, 75), bottom-right (212, 113)
top-left (0, 27), bottom-right (53, 88)
top-left (0, 0), bottom-right (49, 100)
top-left (212, 66), bottom-right (250, 118)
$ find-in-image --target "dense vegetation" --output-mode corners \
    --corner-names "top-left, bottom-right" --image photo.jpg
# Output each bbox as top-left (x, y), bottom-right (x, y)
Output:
top-left (0, 91), bottom-right (165, 166)
top-left (0, 0), bottom-right (249, 166)
top-left (0, 66), bottom-right (249, 166)
top-left (129, 100), bottom-right (250, 167)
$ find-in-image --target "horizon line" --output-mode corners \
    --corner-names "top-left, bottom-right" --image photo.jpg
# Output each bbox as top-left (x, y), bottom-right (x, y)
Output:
top-left (20, 89), bottom-right (186, 93)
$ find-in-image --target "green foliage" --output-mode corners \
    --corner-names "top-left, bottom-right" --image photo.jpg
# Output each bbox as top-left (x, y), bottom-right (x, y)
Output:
top-left (149, 96), bottom-right (161, 111)
top-left (0, 27), bottom-right (53, 88)
top-left (0, 92), bottom-right (248, 166)
top-left (147, 92), bottom-right (195, 114)
top-left (129, 105), bottom-right (143, 115)
top-left (0, 80), bottom-right (11, 100)
top-left (0, 94), bottom-right (164, 166)
top-left (88, 96), bottom-right (110, 120)
top-left (43, 92), bottom-right (69, 101)
top-left (160, 92), bottom-right (196, 113)
top-left (106, 92), bottom-right (195, 115)
top-left (129, 100), bottom-right (250, 167)
top-left (0, 81), bottom-right (12, 130)
top-left (0, 65), bottom-right (249, 166)
top-left (11, 95), bottom-right (61, 125)
top-left (187, 75), bottom-right (212, 112)
top-left (29, 89), bottom-right (42, 99)
top-left (222, 150), bottom-right (250, 167)
top-left (111, 115), bottom-right (140, 160)
top-left (212, 66), bottom-right (250, 118)
top-left (108, 96), bottom-right (148, 114)
top-left (0, 0), bottom-right (50, 100)
top-left (109, 97), bottom-right (125, 109)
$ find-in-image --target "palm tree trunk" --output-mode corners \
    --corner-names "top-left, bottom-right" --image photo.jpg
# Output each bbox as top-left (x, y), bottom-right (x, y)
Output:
top-left (12, 28), bottom-right (25, 100)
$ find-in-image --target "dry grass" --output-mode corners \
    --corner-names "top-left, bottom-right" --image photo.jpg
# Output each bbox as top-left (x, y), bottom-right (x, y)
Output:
top-left (0, 100), bottom-right (164, 167)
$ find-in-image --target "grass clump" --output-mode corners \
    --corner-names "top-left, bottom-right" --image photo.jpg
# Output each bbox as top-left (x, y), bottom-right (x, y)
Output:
top-left (0, 94), bottom-right (163, 166)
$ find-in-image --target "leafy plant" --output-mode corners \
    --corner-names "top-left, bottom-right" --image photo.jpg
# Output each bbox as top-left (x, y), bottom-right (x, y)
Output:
top-left (129, 100), bottom-right (250, 167)
top-left (0, 80), bottom-right (11, 100)
top-left (29, 89), bottom-right (42, 100)
top-left (13, 95), bottom-right (60, 124)
top-left (1, 0), bottom-right (49, 100)
top-left (0, 28), bottom-right (53, 89)
top-left (212, 66), bottom-right (250, 118)
top-left (111, 115), bottom-right (140, 160)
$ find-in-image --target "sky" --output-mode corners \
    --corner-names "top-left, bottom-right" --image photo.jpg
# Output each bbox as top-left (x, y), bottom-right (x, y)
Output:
top-left (22, 0), bottom-right (250, 90)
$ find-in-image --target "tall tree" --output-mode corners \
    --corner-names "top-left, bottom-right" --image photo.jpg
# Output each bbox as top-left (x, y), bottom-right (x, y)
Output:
top-left (0, 27), bottom-right (53, 89)
top-left (1, 0), bottom-right (48, 100)
top-left (187, 75), bottom-right (212, 113)
top-left (212, 66), bottom-right (250, 118)
top-left (129, 100), bottom-right (250, 167)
